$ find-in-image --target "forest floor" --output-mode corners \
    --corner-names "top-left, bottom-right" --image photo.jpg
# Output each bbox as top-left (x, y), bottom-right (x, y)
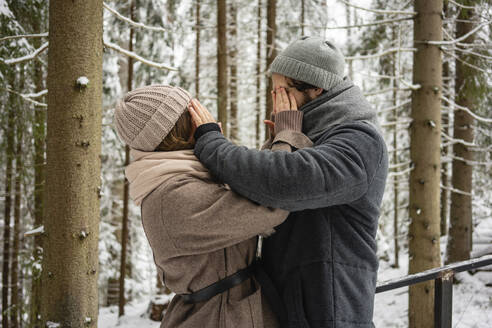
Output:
top-left (99, 218), bottom-right (492, 328)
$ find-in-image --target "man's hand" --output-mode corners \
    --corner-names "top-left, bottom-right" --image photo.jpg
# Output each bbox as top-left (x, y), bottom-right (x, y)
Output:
top-left (264, 88), bottom-right (298, 137)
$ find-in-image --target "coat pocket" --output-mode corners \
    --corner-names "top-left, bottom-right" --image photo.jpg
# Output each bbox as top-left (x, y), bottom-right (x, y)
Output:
top-left (225, 278), bottom-right (262, 328)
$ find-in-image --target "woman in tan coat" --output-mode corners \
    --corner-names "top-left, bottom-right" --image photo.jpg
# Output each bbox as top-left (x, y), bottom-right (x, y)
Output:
top-left (114, 84), bottom-right (312, 328)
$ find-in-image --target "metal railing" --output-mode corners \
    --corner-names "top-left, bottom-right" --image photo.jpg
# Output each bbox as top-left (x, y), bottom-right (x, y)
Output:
top-left (375, 254), bottom-right (492, 328)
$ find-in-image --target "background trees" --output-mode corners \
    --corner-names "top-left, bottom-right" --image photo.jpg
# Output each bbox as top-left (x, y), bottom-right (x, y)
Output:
top-left (0, 0), bottom-right (490, 327)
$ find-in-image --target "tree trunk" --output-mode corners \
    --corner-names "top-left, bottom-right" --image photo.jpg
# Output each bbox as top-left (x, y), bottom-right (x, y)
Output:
top-left (41, 0), bottom-right (103, 326)
top-left (392, 48), bottom-right (399, 269)
top-left (217, 0), bottom-right (228, 137)
top-left (264, 0), bottom-right (276, 139)
top-left (30, 14), bottom-right (46, 328)
top-left (10, 66), bottom-right (25, 328)
top-left (2, 70), bottom-right (15, 328)
top-left (255, 0), bottom-right (262, 148)
top-left (408, 1), bottom-right (443, 328)
top-left (300, 0), bottom-right (305, 36)
top-left (119, 0), bottom-right (134, 317)
top-left (195, 0), bottom-right (200, 98)
top-left (228, 1), bottom-right (239, 143)
top-left (440, 0), bottom-right (450, 237)
top-left (446, 0), bottom-right (476, 264)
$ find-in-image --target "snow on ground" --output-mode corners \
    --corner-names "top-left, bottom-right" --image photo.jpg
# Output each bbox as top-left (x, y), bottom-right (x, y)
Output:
top-left (100, 261), bottom-right (491, 328)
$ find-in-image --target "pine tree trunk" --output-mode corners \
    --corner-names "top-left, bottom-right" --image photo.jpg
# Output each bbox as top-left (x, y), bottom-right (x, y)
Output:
top-left (10, 66), bottom-right (25, 328)
top-left (217, 0), bottom-right (228, 137)
top-left (255, 0), bottom-right (262, 148)
top-left (392, 50), bottom-right (399, 269)
top-left (195, 0), bottom-right (200, 98)
top-left (446, 0), bottom-right (476, 264)
top-left (41, 1), bottom-right (103, 326)
top-left (408, 1), bottom-right (443, 328)
top-left (264, 0), bottom-right (276, 139)
top-left (29, 8), bottom-right (46, 326)
top-left (300, 0), bottom-right (305, 35)
top-left (440, 0), bottom-right (450, 237)
top-left (119, 1), bottom-right (134, 317)
top-left (2, 70), bottom-right (15, 328)
top-left (228, 1), bottom-right (239, 143)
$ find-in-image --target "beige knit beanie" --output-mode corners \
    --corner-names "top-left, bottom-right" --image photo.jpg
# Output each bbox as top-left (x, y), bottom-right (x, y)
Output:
top-left (114, 85), bottom-right (192, 151)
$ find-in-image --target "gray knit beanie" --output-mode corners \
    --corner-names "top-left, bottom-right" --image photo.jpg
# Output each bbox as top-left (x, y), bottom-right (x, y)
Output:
top-left (114, 85), bottom-right (192, 151)
top-left (270, 36), bottom-right (345, 90)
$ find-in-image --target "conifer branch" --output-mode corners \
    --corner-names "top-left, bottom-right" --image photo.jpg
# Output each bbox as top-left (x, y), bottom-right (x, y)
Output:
top-left (338, 0), bottom-right (416, 16)
top-left (0, 42), bottom-right (48, 65)
top-left (0, 32), bottom-right (48, 43)
top-left (103, 3), bottom-right (167, 32)
top-left (104, 40), bottom-right (178, 71)
top-left (346, 47), bottom-right (416, 61)
top-left (441, 95), bottom-right (492, 123)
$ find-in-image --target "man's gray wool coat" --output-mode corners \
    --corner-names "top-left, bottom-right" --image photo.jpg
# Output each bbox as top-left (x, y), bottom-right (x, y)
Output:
top-left (194, 78), bottom-right (389, 328)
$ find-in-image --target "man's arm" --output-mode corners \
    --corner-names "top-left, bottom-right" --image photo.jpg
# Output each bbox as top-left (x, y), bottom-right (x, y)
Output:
top-left (194, 121), bottom-right (385, 212)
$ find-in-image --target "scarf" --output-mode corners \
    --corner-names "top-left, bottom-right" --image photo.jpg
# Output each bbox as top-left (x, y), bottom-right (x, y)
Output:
top-left (125, 149), bottom-right (211, 206)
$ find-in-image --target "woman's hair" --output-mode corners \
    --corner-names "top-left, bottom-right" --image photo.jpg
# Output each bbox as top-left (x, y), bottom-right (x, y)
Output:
top-left (154, 111), bottom-right (195, 151)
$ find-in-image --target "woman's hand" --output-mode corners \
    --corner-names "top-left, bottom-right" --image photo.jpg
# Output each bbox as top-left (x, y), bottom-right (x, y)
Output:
top-left (188, 99), bottom-right (217, 128)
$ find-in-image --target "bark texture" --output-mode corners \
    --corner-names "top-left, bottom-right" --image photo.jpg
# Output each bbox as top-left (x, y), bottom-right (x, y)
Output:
top-left (408, 1), bottom-right (443, 328)
top-left (195, 0), bottom-right (200, 98)
top-left (446, 0), bottom-right (476, 264)
top-left (41, 1), bottom-right (103, 326)
top-left (217, 0), bottom-right (228, 137)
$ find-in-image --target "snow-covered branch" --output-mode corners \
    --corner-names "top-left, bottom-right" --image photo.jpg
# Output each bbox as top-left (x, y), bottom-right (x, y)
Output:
top-left (444, 155), bottom-right (492, 168)
top-left (388, 166), bottom-right (414, 178)
top-left (378, 99), bottom-right (411, 114)
top-left (0, 42), bottom-right (48, 65)
top-left (23, 89), bottom-right (48, 98)
top-left (389, 161), bottom-right (412, 170)
top-left (381, 118), bottom-right (413, 128)
top-left (104, 40), bottom-right (178, 71)
top-left (364, 87), bottom-right (411, 97)
top-left (448, 0), bottom-right (476, 10)
top-left (387, 146), bottom-right (410, 153)
top-left (440, 131), bottom-right (476, 148)
top-left (0, 32), bottom-right (48, 43)
top-left (24, 225), bottom-right (44, 237)
top-left (441, 95), bottom-right (492, 123)
top-left (442, 48), bottom-right (491, 74)
top-left (345, 47), bottom-right (416, 61)
top-left (103, 3), bottom-right (167, 32)
top-left (425, 22), bottom-right (490, 46)
top-left (2, 88), bottom-right (47, 107)
top-left (399, 78), bottom-right (421, 90)
top-left (338, 0), bottom-right (416, 16)
top-left (440, 184), bottom-right (472, 197)
top-left (322, 16), bottom-right (414, 30)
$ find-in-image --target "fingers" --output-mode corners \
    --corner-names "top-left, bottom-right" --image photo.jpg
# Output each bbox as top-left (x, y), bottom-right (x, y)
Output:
top-left (264, 119), bottom-right (275, 137)
top-left (188, 99), bottom-right (217, 129)
top-left (188, 102), bottom-right (202, 127)
top-left (271, 90), bottom-right (277, 114)
top-left (275, 88), bottom-right (290, 112)
top-left (288, 91), bottom-right (297, 110)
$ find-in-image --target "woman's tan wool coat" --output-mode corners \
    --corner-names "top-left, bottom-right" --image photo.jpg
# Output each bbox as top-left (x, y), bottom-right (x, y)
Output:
top-left (126, 111), bottom-right (312, 328)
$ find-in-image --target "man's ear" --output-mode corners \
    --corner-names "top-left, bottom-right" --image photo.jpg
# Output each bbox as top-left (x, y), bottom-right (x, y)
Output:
top-left (313, 88), bottom-right (324, 96)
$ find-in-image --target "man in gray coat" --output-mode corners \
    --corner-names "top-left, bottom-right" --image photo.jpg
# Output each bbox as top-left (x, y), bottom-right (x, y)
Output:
top-left (190, 36), bottom-right (389, 328)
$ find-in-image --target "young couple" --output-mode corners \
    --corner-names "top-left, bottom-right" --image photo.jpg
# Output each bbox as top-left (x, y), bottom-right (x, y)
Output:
top-left (114, 36), bottom-right (388, 328)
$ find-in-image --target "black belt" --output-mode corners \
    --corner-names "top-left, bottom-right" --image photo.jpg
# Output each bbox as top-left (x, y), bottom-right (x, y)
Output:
top-left (179, 261), bottom-right (257, 304)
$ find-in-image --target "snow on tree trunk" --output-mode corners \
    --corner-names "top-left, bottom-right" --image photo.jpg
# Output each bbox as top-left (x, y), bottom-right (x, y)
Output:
top-left (41, 0), bottom-right (103, 326)
top-left (408, 1), bottom-right (443, 328)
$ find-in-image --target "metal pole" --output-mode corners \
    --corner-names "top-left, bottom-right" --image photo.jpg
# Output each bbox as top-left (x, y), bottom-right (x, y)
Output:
top-left (434, 270), bottom-right (454, 328)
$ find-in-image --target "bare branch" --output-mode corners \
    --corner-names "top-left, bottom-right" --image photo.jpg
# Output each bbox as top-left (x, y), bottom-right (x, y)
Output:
top-left (388, 166), bottom-right (414, 177)
top-left (0, 42), bottom-right (48, 65)
top-left (346, 47), bottom-right (416, 61)
top-left (425, 21), bottom-right (490, 45)
top-left (338, 0), bottom-right (416, 16)
top-left (378, 99), bottom-right (412, 114)
top-left (441, 95), bottom-right (492, 123)
top-left (103, 40), bottom-right (178, 71)
top-left (0, 32), bottom-right (48, 43)
top-left (440, 130), bottom-right (476, 148)
top-left (447, 0), bottom-right (476, 10)
top-left (364, 87), bottom-right (411, 97)
top-left (319, 16), bottom-right (414, 30)
top-left (1, 88), bottom-right (47, 107)
top-left (103, 3), bottom-right (167, 32)
top-left (440, 184), bottom-right (472, 196)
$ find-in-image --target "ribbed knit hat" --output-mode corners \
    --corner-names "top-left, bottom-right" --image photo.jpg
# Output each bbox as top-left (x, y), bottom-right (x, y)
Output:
top-left (114, 85), bottom-right (192, 151)
top-left (270, 36), bottom-right (345, 91)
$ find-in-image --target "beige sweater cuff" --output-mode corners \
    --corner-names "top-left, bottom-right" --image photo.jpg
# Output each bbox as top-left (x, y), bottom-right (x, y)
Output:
top-left (274, 110), bottom-right (303, 135)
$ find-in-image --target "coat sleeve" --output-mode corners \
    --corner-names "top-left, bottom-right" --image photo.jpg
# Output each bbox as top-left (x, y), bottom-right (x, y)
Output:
top-left (159, 175), bottom-right (288, 254)
top-left (193, 121), bottom-right (385, 212)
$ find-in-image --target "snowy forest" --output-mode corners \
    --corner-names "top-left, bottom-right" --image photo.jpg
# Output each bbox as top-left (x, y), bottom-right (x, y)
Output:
top-left (0, 0), bottom-right (491, 327)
